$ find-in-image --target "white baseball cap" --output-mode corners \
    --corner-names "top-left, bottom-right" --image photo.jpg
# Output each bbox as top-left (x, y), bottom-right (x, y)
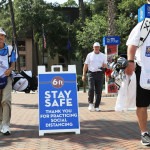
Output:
top-left (0, 29), bottom-right (6, 35)
top-left (93, 42), bottom-right (100, 47)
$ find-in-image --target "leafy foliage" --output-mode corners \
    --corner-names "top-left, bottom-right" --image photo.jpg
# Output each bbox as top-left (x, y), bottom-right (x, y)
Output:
top-left (76, 0), bottom-right (147, 57)
top-left (0, 1), bottom-right (12, 41)
top-left (61, 0), bottom-right (78, 7)
top-left (0, 0), bottom-right (79, 60)
top-left (115, 0), bottom-right (145, 54)
top-left (0, 0), bottom-right (148, 62)
top-left (76, 14), bottom-right (107, 60)
top-left (14, 0), bottom-right (71, 58)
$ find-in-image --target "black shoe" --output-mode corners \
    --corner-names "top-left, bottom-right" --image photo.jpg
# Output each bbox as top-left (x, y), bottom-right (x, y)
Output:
top-left (3, 131), bottom-right (11, 135)
top-left (141, 133), bottom-right (150, 146)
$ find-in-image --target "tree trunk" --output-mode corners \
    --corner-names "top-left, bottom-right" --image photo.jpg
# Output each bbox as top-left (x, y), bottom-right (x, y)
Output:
top-left (107, 0), bottom-right (115, 36)
top-left (79, 0), bottom-right (86, 93)
top-left (79, 0), bottom-right (85, 26)
top-left (8, 0), bottom-right (20, 72)
top-left (32, 29), bottom-right (39, 75)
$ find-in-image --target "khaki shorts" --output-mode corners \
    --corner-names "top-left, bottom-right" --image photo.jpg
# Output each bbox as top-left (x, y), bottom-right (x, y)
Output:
top-left (0, 76), bottom-right (12, 126)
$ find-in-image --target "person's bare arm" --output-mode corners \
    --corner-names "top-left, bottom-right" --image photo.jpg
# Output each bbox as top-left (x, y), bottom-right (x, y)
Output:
top-left (4, 62), bottom-right (15, 76)
top-left (82, 64), bottom-right (88, 82)
top-left (125, 45), bottom-right (137, 75)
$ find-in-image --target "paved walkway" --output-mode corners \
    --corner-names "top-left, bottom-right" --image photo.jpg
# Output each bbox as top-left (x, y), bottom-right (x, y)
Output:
top-left (0, 92), bottom-right (150, 150)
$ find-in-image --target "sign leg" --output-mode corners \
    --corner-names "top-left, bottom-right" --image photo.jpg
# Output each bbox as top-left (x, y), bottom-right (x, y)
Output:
top-left (75, 130), bottom-right (80, 134)
top-left (39, 131), bottom-right (44, 136)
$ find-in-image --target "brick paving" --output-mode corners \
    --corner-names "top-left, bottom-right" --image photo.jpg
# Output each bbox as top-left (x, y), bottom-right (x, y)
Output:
top-left (0, 91), bottom-right (150, 149)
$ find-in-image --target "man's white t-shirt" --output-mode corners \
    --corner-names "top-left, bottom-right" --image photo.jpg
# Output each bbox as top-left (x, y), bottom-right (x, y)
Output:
top-left (84, 51), bottom-right (107, 72)
top-left (126, 21), bottom-right (150, 67)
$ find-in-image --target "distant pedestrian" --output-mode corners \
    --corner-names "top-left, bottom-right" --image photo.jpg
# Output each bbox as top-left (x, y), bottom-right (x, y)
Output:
top-left (82, 42), bottom-right (107, 111)
top-left (0, 27), bottom-right (17, 135)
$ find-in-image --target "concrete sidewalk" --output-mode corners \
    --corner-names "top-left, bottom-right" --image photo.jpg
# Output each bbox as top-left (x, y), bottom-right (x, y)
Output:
top-left (0, 92), bottom-right (150, 150)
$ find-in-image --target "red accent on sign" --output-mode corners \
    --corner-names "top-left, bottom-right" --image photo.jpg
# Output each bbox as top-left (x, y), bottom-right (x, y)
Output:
top-left (52, 76), bottom-right (64, 88)
top-left (107, 45), bottom-right (117, 55)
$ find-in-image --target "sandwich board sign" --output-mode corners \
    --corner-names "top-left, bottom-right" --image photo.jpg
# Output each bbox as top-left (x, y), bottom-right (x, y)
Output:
top-left (38, 65), bottom-right (80, 136)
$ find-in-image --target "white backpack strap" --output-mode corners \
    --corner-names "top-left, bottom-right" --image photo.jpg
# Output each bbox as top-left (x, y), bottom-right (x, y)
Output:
top-left (138, 18), bottom-right (150, 48)
top-left (14, 44), bottom-right (18, 59)
top-left (7, 45), bottom-right (13, 63)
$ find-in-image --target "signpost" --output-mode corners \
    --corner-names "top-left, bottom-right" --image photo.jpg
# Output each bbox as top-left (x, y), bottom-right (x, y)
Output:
top-left (103, 36), bottom-right (120, 94)
top-left (38, 65), bottom-right (80, 136)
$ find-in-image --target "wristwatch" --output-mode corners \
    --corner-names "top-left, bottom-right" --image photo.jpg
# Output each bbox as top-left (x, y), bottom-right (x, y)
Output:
top-left (128, 60), bottom-right (134, 63)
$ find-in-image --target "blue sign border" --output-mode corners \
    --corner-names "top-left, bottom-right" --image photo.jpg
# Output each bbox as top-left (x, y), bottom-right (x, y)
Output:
top-left (103, 36), bottom-right (120, 46)
top-left (38, 73), bottom-right (80, 131)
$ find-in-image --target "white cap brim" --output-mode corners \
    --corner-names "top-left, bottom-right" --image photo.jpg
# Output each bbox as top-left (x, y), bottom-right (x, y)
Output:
top-left (0, 29), bottom-right (6, 35)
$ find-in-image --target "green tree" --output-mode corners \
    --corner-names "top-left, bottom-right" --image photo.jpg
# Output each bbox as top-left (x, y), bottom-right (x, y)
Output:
top-left (88, 0), bottom-right (147, 55)
top-left (116, 0), bottom-right (145, 54)
top-left (89, 0), bottom-right (107, 16)
top-left (61, 0), bottom-right (78, 7)
top-left (76, 14), bottom-right (107, 59)
top-left (0, 0), bottom-right (79, 63)
top-left (0, 0), bottom-right (13, 40)
top-left (0, 0), bottom-right (148, 63)
top-left (14, 0), bottom-right (78, 61)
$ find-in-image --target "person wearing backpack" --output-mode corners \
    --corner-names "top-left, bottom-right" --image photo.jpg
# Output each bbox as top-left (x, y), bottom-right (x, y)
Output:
top-left (0, 27), bottom-right (17, 135)
top-left (125, 17), bottom-right (150, 146)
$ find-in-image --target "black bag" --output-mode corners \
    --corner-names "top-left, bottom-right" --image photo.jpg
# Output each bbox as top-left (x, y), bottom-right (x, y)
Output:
top-left (20, 71), bottom-right (38, 93)
top-left (12, 70), bottom-right (38, 93)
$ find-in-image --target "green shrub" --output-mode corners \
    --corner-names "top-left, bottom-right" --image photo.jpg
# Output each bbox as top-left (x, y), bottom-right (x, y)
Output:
top-left (77, 75), bottom-right (88, 87)
top-left (77, 74), bottom-right (105, 89)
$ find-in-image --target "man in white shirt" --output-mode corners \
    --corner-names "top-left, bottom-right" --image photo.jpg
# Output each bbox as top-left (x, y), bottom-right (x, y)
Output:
top-left (125, 18), bottom-right (150, 145)
top-left (82, 42), bottom-right (107, 111)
